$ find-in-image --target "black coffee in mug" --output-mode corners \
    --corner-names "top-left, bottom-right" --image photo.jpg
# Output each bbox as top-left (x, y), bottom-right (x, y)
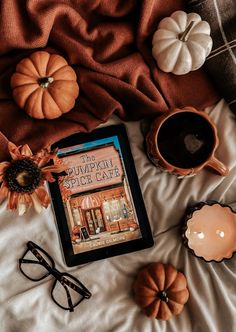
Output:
top-left (157, 112), bottom-right (215, 168)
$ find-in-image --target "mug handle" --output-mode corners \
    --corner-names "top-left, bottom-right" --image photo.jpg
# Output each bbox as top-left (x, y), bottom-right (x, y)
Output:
top-left (207, 156), bottom-right (229, 176)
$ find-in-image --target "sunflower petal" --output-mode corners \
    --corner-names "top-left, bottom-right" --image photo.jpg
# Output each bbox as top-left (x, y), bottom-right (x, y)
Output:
top-left (42, 164), bottom-right (66, 173)
top-left (18, 194), bottom-right (32, 215)
top-left (8, 191), bottom-right (19, 210)
top-left (36, 155), bottom-right (52, 168)
top-left (18, 202), bottom-right (27, 216)
top-left (36, 147), bottom-right (51, 157)
top-left (42, 171), bottom-right (55, 182)
top-left (8, 142), bottom-right (22, 160)
top-left (50, 150), bottom-right (59, 162)
top-left (34, 186), bottom-right (50, 207)
top-left (20, 144), bottom-right (33, 157)
top-left (31, 193), bottom-right (43, 214)
top-left (32, 147), bottom-right (58, 168)
top-left (23, 193), bottom-right (32, 204)
top-left (0, 162), bottom-right (10, 182)
top-left (0, 161), bottom-right (10, 174)
top-left (0, 183), bottom-right (9, 204)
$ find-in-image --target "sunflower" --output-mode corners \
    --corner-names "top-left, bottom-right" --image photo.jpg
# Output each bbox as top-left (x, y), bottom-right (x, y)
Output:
top-left (0, 142), bottom-right (65, 215)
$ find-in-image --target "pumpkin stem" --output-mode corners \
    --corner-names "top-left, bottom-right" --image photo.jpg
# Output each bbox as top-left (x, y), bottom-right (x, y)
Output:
top-left (38, 76), bottom-right (54, 88)
top-left (157, 291), bottom-right (169, 302)
top-left (179, 21), bottom-right (195, 42)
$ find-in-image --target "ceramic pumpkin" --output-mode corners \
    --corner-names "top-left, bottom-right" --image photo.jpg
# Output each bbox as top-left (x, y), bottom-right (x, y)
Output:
top-left (11, 51), bottom-right (79, 119)
top-left (133, 263), bottom-right (189, 320)
top-left (152, 10), bottom-right (213, 75)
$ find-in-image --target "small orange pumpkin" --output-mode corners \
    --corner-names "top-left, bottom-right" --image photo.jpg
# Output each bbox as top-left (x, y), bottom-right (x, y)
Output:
top-left (133, 263), bottom-right (189, 320)
top-left (11, 51), bottom-right (79, 120)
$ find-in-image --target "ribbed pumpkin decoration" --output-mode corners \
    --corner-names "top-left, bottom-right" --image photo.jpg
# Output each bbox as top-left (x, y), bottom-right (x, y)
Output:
top-left (152, 10), bottom-right (212, 75)
top-left (11, 51), bottom-right (79, 119)
top-left (133, 263), bottom-right (189, 320)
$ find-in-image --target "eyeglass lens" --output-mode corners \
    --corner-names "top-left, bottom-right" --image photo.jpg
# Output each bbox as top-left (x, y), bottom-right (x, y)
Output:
top-left (52, 274), bottom-right (87, 310)
top-left (20, 247), bottom-right (53, 280)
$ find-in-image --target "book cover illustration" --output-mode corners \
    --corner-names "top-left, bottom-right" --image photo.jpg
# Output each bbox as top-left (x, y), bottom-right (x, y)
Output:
top-left (56, 136), bottom-right (142, 254)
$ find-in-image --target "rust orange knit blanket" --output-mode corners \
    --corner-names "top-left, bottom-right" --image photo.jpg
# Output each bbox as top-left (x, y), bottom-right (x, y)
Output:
top-left (0, 0), bottom-right (218, 160)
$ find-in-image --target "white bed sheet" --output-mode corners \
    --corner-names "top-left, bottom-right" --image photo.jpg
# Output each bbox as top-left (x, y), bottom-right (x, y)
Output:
top-left (0, 99), bottom-right (235, 332)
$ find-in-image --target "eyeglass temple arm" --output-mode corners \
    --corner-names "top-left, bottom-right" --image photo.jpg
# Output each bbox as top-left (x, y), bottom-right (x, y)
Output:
top-left (27, 243), bottom-right (53, 272)
top-left (60, 282), bottom-right (74, 312)
top-left (61, 276), bottom-right (92, 299)
top-left (19, 258), bottom-right (43, 265)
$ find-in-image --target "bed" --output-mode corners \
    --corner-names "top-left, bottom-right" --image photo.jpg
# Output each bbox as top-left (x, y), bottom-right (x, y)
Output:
top-left (0, 98), bottom-right (235, 332)
top-left (1, 0), bottom-right (236, 330)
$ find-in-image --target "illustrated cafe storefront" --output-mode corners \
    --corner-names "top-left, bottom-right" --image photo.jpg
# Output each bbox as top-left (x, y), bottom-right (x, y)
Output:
top-left (66, 182), bottom-right (138, 240)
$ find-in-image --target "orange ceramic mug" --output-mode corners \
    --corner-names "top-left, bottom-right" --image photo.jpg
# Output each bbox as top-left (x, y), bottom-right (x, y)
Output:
top-left (146, 106), bottom-right (228, 177)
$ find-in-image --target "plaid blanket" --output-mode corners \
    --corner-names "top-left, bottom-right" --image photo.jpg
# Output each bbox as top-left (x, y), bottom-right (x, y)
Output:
top-left (187, 0), bottom-right (236, 114)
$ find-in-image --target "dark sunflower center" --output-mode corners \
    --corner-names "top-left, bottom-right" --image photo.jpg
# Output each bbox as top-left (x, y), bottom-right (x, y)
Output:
top-left (5, 158), bottom-right (42, 193)
top-left (16, 171), bottom-right (34, 187)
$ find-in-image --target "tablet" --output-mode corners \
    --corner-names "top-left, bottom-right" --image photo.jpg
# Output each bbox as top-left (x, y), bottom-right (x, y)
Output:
top-left (49, 124), bottom-right (153, 266)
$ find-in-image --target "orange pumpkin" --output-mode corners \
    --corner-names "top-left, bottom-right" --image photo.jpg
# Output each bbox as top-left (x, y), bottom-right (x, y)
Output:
top-left (133, 263), bottom-right (189, 320)
top-left (11, 51), bottom-right (79, 120)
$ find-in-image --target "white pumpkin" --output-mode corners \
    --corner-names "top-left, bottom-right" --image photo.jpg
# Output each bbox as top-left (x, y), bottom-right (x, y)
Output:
top-left (152, 10), bottom-right (213, 75)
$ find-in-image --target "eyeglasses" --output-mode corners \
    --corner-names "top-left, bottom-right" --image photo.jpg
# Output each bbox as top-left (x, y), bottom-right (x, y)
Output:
top-left (19, 241), bottom-right (92, 312)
